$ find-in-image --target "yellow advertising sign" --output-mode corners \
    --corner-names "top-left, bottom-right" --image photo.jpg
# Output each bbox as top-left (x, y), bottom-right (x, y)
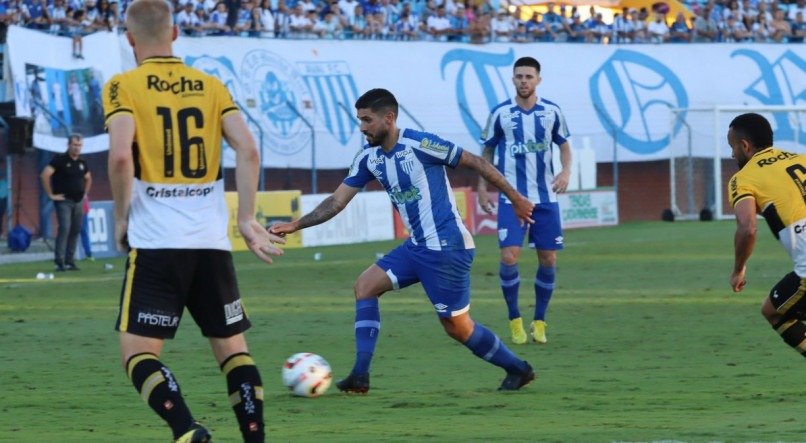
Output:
top-left (225, 191), bottom-right (303, 250)
top-left (453, 187), bottom-right (469, 220)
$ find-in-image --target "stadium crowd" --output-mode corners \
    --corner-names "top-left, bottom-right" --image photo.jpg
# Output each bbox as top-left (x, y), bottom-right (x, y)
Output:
top-left (1, 0), bottom-right (805, 43)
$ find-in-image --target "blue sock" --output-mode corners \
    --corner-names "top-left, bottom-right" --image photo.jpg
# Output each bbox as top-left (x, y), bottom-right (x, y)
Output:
top-left (351, 298), bottom-right (380, 375)
top-left (534, 266), bottom-right (556, 321)
top-left (499, 262), bottom-right (520, 319)
top-left (464, 323), bottom-right (527, 373)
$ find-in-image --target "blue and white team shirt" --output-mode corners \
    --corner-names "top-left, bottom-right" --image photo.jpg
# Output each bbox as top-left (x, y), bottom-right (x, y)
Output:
top-left (480, 97), bottom-right (570, 205)
top-left (344, 128), bottom-right (474, 251)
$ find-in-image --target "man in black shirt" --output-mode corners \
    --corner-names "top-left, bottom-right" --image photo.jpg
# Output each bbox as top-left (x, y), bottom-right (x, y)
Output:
top-left (40, 134), bottom-right (92, 271)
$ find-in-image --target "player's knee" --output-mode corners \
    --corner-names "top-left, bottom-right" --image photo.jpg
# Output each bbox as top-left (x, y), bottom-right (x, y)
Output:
top-left (353, 281), bottom-right (367, 299)
top-left (444, 324), bottom-right (470, 342)
top-left (501, 249), bottom-right (519, 265)
top-left (537, 250), bottom-right (557, 267)
top-left (441, 316), bottom-right (473, 342)
top-left (760, 295), bottom-right (782, 324)
top-left (353, 284), bottom-right (382, 302)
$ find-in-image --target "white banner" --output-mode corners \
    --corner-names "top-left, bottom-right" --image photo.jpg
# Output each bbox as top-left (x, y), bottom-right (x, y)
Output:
top-left (8, 27), bottom-right (122, 154)
top-left (168, 38), bottom-right (805, 166)
top-left (557, 189), bottom-right (618, 229)
top-left (8, 26), bottom-right (804, 162)
top-left (300, 191), bottom-right (394, 247)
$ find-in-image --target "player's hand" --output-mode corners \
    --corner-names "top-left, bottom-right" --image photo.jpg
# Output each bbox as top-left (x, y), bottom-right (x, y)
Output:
top-left (50, 194), bottom-right (66, 201)
top-left (730, 266), bottom-right (747, 292)
top-left (512, 194), bottom-right (535, 226)
top-left (269, 221), bottom-right (299, 237)
top-left (239, 218), bottom-right (285, 264)
top-left (114, 218), bottom-right (129, 252)
top-left (552, 170), bottom-right (570, 193)
top-left (477, 191), bottom-right (496, 215)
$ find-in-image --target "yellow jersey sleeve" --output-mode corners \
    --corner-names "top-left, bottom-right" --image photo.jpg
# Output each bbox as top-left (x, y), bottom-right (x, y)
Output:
top-left (218, 81), bottom-right (239, 118)
top-left (102, 73), bottom-right (133, 124)
top-left (728, 173), bottom-right (756, 208)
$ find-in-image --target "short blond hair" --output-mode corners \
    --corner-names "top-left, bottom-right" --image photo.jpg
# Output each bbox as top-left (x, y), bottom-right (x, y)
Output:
top-left (125, 0), bottom-right (174, 45)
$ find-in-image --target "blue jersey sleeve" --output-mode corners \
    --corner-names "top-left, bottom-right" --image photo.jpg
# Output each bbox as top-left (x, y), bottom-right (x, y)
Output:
top-left (342, 147), bottom-right (375, 188)
top-left (551, 109), bottom-right (570, 146)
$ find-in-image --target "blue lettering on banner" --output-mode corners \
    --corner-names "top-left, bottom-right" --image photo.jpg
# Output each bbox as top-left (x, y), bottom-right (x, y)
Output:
top-left (440, 48), bottom-right (515, 142)
top-left (298, 61), bottom-right (359, 146)
top-left (184, 55), bottom-right (246, 157)
top-left (241, 50), bottom-right (315, 156)
top-left (589, 49), bottom-right (689, 155)
top-left (733, 49), bottom-right (806, 144)
top-left (186, 51), bottom-right (316, 157)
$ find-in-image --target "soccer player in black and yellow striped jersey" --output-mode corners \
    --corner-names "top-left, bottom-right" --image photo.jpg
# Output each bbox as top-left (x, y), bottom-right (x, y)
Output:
top-left (728, 112), bottom-right (806, 359)
top-left (103, 0), bottom-right (285, 441)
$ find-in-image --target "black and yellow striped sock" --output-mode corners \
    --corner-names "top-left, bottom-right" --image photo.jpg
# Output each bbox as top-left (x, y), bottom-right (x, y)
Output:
top-left (773, 318), bottom-right (806, 357)
top-left (221, 352), bottom-right (265, 443)
top-left (126, 353), bottom-right (195, 439)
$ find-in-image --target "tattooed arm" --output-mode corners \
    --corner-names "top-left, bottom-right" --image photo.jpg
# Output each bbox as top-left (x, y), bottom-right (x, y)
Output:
top-left (270, 183), bottom-right (361, 235)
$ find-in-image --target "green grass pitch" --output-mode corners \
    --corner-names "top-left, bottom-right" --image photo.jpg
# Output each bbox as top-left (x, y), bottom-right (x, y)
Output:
top-left (1, 221), bottom-right (805, 442)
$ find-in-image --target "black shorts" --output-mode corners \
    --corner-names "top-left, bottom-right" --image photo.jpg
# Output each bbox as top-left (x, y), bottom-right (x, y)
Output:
top-left (115, 248), bottom-right (251, 339)
top-left (769, 271), bottom-right (806, 319)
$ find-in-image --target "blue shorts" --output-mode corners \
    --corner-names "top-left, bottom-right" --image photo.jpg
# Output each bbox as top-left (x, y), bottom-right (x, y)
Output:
top-left (376, 241), bottom-right (475, 318)
top-left (498, 201), bottom-right (564, 250)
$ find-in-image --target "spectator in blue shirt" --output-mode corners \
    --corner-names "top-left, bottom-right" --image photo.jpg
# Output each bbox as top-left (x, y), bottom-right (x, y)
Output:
top-left (566, 14), bottom-right (585, 42)
top-left (26, 0), bottom-right (49, 29)
top-left (48, 0), bottom-right (69, 34)
top-left (790, 11), bottom-right (805, 42)
top-left (364, 0), bottom-right (381, 16)
top-left (525, 11), bottom-right (547, 41)
top-left (394, 6), bottom-right (418, 40)
top-left (448, 3), bottom-right (468, 42)
top-left (669, 11), bottom-right (691, 42)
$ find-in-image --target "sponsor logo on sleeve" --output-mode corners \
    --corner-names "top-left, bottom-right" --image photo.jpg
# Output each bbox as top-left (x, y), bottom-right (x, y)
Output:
top-left (419, 138), bottom-right (450, 154)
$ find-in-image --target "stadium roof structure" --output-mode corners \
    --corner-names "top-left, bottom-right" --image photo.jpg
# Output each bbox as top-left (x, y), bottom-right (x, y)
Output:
top-left (515, 0), bottom-right (694, 20)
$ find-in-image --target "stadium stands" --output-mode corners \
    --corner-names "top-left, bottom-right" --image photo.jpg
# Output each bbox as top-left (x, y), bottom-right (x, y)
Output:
top-left (1, 0), bottom-right (804, 43)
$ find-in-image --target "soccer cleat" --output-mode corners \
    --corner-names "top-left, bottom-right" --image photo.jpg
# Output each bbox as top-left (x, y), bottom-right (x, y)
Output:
top-left (498, 362), bottom-right (535, 391)
top-left (174, 423), bottom-right (211, 443)
top-left (336, 372), bottom-right (370, 394)
top-left (508, 317), bottom-right (527, 344)
top-left (530, 320), bottom-right (547, 344)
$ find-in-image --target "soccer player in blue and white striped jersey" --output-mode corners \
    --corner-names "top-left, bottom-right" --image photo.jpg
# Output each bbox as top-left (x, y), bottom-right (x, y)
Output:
top-left (271, 88), bottom-right (537, 393)
top-left (478, 56), bottom-right (572, 346)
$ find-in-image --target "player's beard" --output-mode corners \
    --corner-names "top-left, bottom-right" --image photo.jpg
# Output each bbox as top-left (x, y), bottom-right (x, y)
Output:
top-left (364, 127), bottom-right (388, 147)
top-left (517, 88), bottom-right (534, 100)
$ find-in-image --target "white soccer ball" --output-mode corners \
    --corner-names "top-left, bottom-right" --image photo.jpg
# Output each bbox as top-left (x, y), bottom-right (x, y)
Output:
top-left (282, 353), bottom-right (332, 397)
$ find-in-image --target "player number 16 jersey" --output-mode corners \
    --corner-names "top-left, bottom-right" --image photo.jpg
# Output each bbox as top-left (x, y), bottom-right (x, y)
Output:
top-left (102, 57), bottom-right (240, 250)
